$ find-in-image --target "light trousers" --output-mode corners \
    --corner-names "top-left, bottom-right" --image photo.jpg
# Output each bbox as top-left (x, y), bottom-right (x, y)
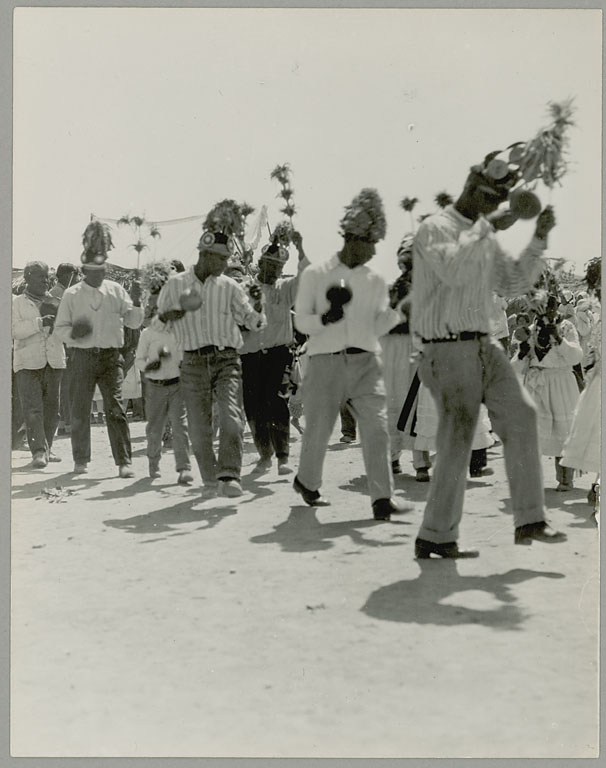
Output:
top-left (144, 379), bottom-right (191, 472)
top-left (417, 337), bottom-right (546, 544)
top-left (297, 351), bottom-right (393, 503)
top-left (179, 348), bottom-right (244, 484)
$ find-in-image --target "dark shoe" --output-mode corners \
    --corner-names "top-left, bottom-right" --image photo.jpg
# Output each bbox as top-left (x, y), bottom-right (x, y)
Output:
top-left (514, 521), bottom-right (567, 545)
top-left (339, 435), bottom-right (355, 444)
top-left (293, 475), bottom-right (330, 507)
top-left (415, 468), bottom-right (430, 483)
top-left (372, 497), bottom-right (414, 521)
top-left (32, 451), bottom-right (48, 469)
top-left (414, 537), bottom-right (480, 559)
top-left (391, 459), bottom-right (402, 475)
top-left (469, 468), bottom-right (483, 478)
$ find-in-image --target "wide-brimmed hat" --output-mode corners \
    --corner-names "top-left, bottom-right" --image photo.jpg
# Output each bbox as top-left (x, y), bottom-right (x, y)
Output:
top-left (197, 231), bottom-right (237, 258)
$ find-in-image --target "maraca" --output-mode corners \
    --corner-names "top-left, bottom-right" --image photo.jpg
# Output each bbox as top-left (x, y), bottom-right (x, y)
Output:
top-left (71, 317), bottom-right (93, 339)
top-left (145, 346), bottom-right (171, 372)
top-left (179, 288), bottom-right (203, 312)
top-left (326, 279), bottom-right (352, 308)
top-left (510, 188), bottom-right (542, 220)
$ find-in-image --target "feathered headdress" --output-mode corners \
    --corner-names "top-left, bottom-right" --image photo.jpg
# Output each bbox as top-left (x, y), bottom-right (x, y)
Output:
top-left (81, 220), bottom-right (114, 266)
top-left (517, 99), bottom-right (576, 188)
top-left (339, 188), bottom-right (387, 242)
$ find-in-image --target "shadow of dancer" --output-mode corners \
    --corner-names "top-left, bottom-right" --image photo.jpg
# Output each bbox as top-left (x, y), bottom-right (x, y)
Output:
top-left (362, 561), bottom-right (564, 631)
top-left (104, 499), bottom-right (238, 536)
top-left (250, 506), bottom-right (410, 553)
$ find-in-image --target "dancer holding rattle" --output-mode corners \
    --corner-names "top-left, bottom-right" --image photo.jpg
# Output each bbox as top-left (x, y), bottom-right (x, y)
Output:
top-left (292, 189), bottom-right (414, 521)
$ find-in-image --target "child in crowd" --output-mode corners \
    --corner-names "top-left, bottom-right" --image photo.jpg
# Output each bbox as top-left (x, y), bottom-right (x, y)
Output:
top-left (135, 293), bottom-right (193, 485)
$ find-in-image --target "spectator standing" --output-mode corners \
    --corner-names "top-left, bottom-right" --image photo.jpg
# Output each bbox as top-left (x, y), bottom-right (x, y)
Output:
top-left (12, 261), bottom-right (66, 467)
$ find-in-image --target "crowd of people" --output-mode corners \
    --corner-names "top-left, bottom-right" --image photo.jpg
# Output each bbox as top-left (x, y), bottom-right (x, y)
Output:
top-left (12, 149), bottom-right (601, 559)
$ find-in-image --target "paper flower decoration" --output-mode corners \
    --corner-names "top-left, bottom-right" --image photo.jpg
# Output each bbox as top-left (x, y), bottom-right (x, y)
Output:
top-left (82, 220), bottom-right (114, 257)
top-left (203, 199), bottom-right (247, 239)
top-left (140, 260), bottom-right (173, 295)
top-left (270, 163), bottom-right (297, 222)
top-left (339, 188), bottom-right (387, 242)
top-left (518, 99), bottom-right (576, 188)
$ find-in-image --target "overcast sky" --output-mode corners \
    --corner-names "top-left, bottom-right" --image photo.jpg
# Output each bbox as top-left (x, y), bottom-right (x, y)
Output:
top-left (13, 7), bottom-right (602, 280)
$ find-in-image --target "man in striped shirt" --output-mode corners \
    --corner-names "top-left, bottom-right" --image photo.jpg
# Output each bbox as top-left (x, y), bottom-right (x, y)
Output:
top-left (410, 153), bottom-right (566, 558)
top-left (157, 231), bottom-right (266, 497)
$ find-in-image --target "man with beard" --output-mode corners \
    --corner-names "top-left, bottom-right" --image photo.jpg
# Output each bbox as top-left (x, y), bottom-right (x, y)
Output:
top-left (240, 230), bottom-right (309, 476)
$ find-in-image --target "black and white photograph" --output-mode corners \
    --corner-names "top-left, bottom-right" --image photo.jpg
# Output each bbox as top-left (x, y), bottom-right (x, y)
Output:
top-left (9, 5), bottom-right (602, 759)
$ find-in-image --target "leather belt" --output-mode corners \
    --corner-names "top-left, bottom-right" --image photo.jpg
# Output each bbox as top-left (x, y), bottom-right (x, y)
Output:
top-left (147, 376), bottom-right (180, 387)
top-left (422, 331), bottom-right (487, 344)
top-left (185, 345), bottom-right (235, 355)
top-left (332, 347), bottom-right (368, 355)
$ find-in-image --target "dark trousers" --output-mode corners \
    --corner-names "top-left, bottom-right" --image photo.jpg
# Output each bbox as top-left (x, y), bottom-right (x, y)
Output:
top-left (15, 365), bottom-right (63, 457)
top-left (340, 399), bottom-right (357, 439)
top-left (69, 348), bottom-right (132, 466)
top-left (12, 372), bottom-right (25, 447)
top-left (180, 347), bottom-right (244, 484)
top-left (241, 346), bottom-right (292, 461)
top-left (59, 350), bottom-right (74, 426)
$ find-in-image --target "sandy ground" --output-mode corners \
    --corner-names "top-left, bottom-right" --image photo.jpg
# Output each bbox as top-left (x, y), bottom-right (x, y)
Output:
top-left (10, 419), bottom-right (599, 759)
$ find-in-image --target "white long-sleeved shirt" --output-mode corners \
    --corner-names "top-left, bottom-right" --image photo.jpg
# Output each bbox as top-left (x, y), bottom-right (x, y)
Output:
top-left (240, 256), bottom-right (310, 355)
top-left (12, 293), bottom-right (66, 372)
top-left (294, 254), bottom-right (401, 355)
top-left (411, 206), bottom-right (547, 340)
top-left (156, 267), bottom-right (266, 351)
top-left (54, 279), bottom-right (144, 348)
top-left (135, 318), bottom-right (183, 381)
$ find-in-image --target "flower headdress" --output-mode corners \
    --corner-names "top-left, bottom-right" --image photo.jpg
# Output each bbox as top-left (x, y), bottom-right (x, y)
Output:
top-left (139, 260), bottom-right (174, 296)
top-left (81, 220), bottom-right (114, 267)
top-left (340, 188), bottom-right (387, 242)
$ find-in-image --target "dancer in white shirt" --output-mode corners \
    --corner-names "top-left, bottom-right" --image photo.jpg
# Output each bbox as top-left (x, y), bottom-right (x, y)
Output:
top-left (293, 189), bottom-right (414, 521)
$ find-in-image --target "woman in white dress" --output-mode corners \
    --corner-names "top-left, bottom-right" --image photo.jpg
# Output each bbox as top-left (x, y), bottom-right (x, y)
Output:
top-left (561, 257), bottom-right (601, 508)
top-left (519, 293), bottom-right (584, 490)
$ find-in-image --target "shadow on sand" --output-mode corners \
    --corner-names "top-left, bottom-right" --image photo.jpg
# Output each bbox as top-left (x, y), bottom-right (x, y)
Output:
top-left (250, 505), bottom-right (411, 553)
top-left (103, 497), bottom-right (238, 537)
top-left (362, 561), bottom-right (565, 631)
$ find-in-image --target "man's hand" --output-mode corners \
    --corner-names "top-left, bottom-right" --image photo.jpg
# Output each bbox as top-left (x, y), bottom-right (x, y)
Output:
top-left (129, 280), bottom-right (142, 307)
top-left (534, 205), bottom-right (556, 240)
top-left (159, 309), bottom-right (186, 323)
top-left (321, 306), bottom-right (345, 326)
top-left (486, 208), bottom-right (520, 232)
top-left (291, 230), bottom-right (305, 256)
top-left (41, 315), bottom-right (55, 329)
top-left (248, 283), bottom-right (263, 313)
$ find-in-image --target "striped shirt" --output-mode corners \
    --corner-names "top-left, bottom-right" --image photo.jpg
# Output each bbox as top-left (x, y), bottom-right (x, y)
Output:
top-left (239, 256), bottom-right (310, 355)
top-left (54, 279), bottom-right (144, 349)
top-left (156, 266), bottom-right (266, 351)
top-left (294, 254), bottom-right (401, 355)
top-left (411, 205), bottom-right (547, 341)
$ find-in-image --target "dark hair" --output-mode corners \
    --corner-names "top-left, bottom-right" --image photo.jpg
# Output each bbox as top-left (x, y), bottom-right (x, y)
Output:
top-left (23, 261), bottom-right (49, 280)
top-left (585, 257), bottom-right (601, 297)
top-left (170, 259), bottom-right (185, 273)
top-left (56, 263), bottom-right (78, 283)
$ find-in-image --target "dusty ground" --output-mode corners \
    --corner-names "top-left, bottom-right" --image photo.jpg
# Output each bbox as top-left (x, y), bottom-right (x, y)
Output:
top-left (10, 419), bottom-right (599, 758)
